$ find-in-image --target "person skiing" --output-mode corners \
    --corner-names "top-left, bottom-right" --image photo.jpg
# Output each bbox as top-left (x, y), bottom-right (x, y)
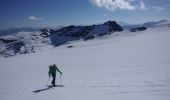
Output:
top-left (48, 64), bottom-right (62, 86)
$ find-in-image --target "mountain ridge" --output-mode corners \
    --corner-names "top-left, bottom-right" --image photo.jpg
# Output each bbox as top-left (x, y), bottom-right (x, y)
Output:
top-left (0, 20), bottom-right (169, 57)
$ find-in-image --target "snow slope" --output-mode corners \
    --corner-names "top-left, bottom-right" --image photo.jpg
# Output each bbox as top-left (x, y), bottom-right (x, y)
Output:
top-left (0, 22), bottom-right (170, 100)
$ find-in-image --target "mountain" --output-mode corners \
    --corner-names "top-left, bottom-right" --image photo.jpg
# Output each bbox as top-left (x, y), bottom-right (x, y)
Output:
top-left (0, 20), bottom-right (123, 57)
top-left (0, 20), bottom-right (170, 100)
top-left (1, 20), bottom-right (169, 57)
top-left (118, 21), bottom-right (140, 29)
top-left (0, 31), bottom-right (52, 57)
top-left (142, 20), bottom-right (168, 27)
top-left (120, 20), bottom-right (169, 29)
top-left (0, 27), bottom-right (39, 36)
top-left (48, 21), bottom-right (123, 46)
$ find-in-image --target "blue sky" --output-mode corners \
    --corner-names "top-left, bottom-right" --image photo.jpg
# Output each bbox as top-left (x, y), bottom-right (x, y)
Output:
top-left (0, 0), bottom-right (170, 30)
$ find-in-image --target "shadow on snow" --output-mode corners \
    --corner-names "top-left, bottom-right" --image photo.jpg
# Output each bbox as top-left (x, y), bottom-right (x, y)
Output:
top-left (32, 85), bottom-right (64, 93)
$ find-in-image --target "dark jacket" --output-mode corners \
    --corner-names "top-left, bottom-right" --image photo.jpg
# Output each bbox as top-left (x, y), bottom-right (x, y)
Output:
top-left (48, 64), bottom-right (62, 76)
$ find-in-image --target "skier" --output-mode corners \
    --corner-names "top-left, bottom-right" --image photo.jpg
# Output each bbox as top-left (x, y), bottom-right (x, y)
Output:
top-left (48, 64), bottom-right (62, 86)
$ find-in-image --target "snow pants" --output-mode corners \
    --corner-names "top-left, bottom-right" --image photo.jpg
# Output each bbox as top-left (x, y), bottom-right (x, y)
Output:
top-left (51, 73), bottom-right (56, 86)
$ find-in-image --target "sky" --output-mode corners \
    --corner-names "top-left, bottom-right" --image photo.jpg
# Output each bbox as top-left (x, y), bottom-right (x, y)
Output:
top-left (0, 0), bottom-right (170, 30)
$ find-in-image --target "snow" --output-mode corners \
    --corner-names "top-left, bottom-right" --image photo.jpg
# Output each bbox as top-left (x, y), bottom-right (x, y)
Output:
top-left (0, 31), bottom-right (52, 57)
top-left (0, 22), bottom-right (170, 100)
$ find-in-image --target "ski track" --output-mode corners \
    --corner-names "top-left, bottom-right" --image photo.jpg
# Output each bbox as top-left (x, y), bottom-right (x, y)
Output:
top-left (0, 25), bottom-right (170, 100)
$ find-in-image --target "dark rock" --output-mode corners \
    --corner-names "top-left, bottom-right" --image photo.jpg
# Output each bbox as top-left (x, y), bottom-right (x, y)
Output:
top-left (0, 38), bottom-right (17, 43)
top-left (5, 42), bottom-right (25, 54)
top-left (67, 45), bottom-right (74, 48)
top-left (130, 27), bottom-right (147, 32)
top-left (13, 42), bottom-right (25, 53)
top-left (84, 35), bottom-right (95, 40)
top-left (40, 28), bottom-right (54, 37)
top-left (103, 21), bottom-right (123, 32)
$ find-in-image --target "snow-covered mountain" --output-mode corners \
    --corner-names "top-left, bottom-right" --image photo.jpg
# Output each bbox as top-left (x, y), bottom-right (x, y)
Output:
top-left (0, 27), bottom-right (39, 36)
top-left (44, 21), bottom-right (123, 46)
top-left (0, 21), bottom-right (123, 57)
top-left (0, 20), bottom-right (170, 100)
top-left (120, 20), bottom-right (169, 29)
top-left (0, 20), bottom-right (169, 57)
top-left (142, 20), bottom-right (168, 27)
top-left (0, 31), bottom-right (52, 57)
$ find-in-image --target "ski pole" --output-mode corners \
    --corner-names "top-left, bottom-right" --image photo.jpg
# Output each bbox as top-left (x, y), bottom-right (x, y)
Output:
top-left (46, 77), bottom-right (50, 86)
top-left (60, 74), bottom-right (62, 86)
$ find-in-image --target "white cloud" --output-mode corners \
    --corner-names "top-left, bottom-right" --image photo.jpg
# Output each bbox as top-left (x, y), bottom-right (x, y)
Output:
top-left (139, 1), bottom-right (146, 10)
top-left (90, 0), bottom-right (136, 11)
top-left (28, 16), bottom-right (44, 21)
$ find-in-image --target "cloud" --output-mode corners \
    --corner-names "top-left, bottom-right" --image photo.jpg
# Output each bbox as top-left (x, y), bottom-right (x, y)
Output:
top-left (90, 0), bottom-right (136, 11)
top-left (90, 0), bottom-right (170, 12)
top-left (28, 16), bottom-right (44, 21)
top-left (139, 1), bottom-right (146, 10)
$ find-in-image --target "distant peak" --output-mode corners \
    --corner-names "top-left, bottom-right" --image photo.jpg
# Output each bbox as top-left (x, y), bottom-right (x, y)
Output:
top-left (103, 21), bottom-right (117, 25)
top-left (158, 20), bottom-right (168, 23)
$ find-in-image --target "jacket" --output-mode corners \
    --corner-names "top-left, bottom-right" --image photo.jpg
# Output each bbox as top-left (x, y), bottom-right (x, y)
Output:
top-left (48, 64), bottom-right (62, 76)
